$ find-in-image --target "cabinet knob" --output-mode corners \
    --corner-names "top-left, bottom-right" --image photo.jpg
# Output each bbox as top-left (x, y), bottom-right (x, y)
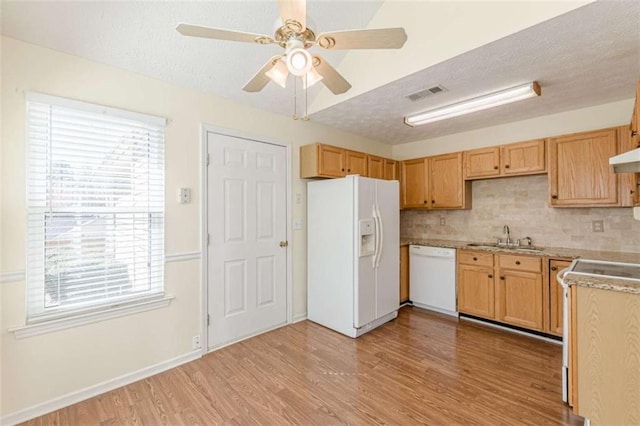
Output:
top-left (515, 261), bottom-right (521, 265)
top-left (347, 169), bottom-right (351, 172)
top-left (551, 266), bottom-right (557, 271)
top-left (341, 168), bottom-right (345, 172)
top-left (500, 276), bottom-right (505, 280)
top-left (488, 274), bottom-right (493, 279)
top-left (505, 164), bottom-right (510, 169)
top-left (473, 257), bottom-right (478, 261)
top-left (494, 166), bottom-right (499, 170)
top-left (551, 194), bottom-right (558, 199)
top-left (424, 200), bottom-right (428, 204)
top-left (632, 130), bottom-right (638, 136)
top-left (431, 200), bottom-right (435, 204)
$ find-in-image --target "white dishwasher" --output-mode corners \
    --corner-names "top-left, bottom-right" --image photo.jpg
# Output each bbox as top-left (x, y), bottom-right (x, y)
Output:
top-left (409, 245), bottom-right (457, 316)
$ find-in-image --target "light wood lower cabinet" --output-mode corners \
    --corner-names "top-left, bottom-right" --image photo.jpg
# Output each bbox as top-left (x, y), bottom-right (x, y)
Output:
top-left (548, 259), bottom-right (571, 336)
top-left (574, 286), bottom-right (640, 424)
top-left (458, 263), bottom-right (495, 319)
top-left (457, 250), bottom-right (556, 334)
top-left (400, 245), bottom-right (409, 303)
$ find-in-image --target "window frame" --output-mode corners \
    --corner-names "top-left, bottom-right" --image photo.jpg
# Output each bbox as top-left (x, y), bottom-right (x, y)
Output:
top-left (24, 92), bottom-right (168, 326)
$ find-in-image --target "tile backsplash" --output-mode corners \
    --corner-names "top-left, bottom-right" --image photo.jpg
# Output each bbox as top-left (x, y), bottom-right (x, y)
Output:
top-left (401, 175), bottom-right (640, 253)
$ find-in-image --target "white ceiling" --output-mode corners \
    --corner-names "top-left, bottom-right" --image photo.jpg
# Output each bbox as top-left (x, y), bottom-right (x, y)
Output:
top-left (2, 1), bottom-right (639, 145)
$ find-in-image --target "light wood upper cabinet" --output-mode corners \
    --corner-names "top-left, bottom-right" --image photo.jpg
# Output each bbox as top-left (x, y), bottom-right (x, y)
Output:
top-left (548, 128), bottom-right (621, 207)
top-left (430, 152), bottom-right (465, 209)
top-left (300, 143), bottom-right (344, 178)
top-left (367, 155), bottom-right (385, 179)
top-left (401, 153), bottom-right (470, 210)
top-left (384, 159), bottom-right (398, 180)
top-left (465, 147), bottom-right (500, 179)
top-left (401, 158), bottom-right (428, 208)
top-left (345, 150), bottom-right (367, 176)
top-left (495, 254), bottom-right (544, 331)
top-left (548, 259), bottom-right (571, 337)
top-left (465, 139), bottom-right (546, 180)
top-left (501, 139), bottom-right (546, 176)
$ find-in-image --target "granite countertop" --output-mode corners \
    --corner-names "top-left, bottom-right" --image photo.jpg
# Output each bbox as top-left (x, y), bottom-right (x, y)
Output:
top-left (402, 237), bottom-right (640, 294)
top-left (562, 273), bottom-right (640, 295)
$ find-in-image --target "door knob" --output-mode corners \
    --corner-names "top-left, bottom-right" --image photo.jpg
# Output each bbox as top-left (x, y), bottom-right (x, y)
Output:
top-left (279, 241), bottom-right (288, 247)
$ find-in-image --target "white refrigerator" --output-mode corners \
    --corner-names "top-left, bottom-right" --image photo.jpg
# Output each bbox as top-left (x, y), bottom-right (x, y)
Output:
top-left (307, 175), bottom-right (399, 338)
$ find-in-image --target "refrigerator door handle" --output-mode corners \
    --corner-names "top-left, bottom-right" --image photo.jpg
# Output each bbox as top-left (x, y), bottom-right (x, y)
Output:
top-left (372, 205), bottom-right (380, 268)
top-left (375, 204), bottom-right (384, 268)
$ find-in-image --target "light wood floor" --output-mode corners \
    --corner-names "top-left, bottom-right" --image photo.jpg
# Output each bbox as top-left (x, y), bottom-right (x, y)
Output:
top-left (22, 307), bottom-right (583, 425)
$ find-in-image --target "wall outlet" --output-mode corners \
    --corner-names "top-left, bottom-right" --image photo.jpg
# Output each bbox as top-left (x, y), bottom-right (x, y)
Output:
top-left (439, 217), bottom-right (446, 226)
top-left (591, 220), bottom-right (604, 232)
top-left (192, 335), bottom-right (201, 350)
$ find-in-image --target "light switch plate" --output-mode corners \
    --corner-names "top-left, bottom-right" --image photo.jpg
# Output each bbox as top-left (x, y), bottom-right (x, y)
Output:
top-left (634, 207), bottom-right (640, 221)
top-left (294, 219), bottom-right (303, 230)
top-left (179, 188), bottom-right (191, 204)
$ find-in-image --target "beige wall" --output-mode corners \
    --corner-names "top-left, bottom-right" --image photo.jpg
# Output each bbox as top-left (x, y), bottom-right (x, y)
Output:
top-left (401, 175), bottom-right (640, 253)
top-left (0, 36), bottom-right (391, 417)
top-left (392, 98), bottom-right (634, 159)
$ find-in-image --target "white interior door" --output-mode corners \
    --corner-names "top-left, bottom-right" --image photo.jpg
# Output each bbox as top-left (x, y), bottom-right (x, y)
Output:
top-left (207, 131), bottom-right (287, 349)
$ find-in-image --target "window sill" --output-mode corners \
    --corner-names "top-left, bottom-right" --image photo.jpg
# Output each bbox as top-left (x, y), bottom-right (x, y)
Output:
top-left (9, 295), bottom-right (174, 339)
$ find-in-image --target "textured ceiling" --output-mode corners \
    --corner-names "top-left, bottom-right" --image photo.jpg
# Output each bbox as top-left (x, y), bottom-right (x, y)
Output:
top-left (0, 1), bottom-right (383, 117)
top-left (2, 1), bottom-right (639, 145)
top-left (311, 0), bottom-right (640, 144)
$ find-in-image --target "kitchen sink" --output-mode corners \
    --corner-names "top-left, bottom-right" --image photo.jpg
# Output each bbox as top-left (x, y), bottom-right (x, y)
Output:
top-left (466, 242), bottom-right (545, 252)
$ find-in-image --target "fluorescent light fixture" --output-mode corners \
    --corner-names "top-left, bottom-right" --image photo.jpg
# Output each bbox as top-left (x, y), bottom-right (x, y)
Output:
top-left (303, 67), bottom-right (323, 89)
top-left (266, 59), bottom-right (289, 88)
top-left (404, 81), bottom-right (541, 127)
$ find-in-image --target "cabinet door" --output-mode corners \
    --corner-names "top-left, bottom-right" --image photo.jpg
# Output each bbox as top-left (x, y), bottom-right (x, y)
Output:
top-left (400, 245), bottom-right (409, 303)
top-left (384, 159), bottom-right (398, 180)
top-left (631, 81), bottom-right (639, 147)
top-left (501, 139), bottom-right (546, 176)
top-left (548, 129), bottom-right (618, 206)
top-left (496, 269), bottom-right (543, 330)
top-left (430, 152), bottom-right (464, 208)
top-left (549, 259), bottom-right (571, 336)
top-left (401, 158), bottom-right (428, 208)
top-left (318, 144), bottom-right (345, 177)
top-left (457, 264), bottom-right (495, 319)
top-left (367, 155), bottom-right (385, 179)
top-left (464, 147), bottom-right (500, 179)
top-left (345, 150), bottom-right (367, 176)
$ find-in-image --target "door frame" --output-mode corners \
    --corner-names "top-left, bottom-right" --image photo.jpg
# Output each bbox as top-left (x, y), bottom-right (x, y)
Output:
top-left (200, 124), bottom-right (293, 354)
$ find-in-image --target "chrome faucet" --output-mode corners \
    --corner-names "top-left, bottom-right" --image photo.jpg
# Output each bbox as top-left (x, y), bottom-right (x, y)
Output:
top-left (503, 225), bottom-right (511, 246)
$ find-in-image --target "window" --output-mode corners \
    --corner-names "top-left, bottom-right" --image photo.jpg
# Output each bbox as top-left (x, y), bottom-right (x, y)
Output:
top-left (26, 93), bottom-right (165, 323)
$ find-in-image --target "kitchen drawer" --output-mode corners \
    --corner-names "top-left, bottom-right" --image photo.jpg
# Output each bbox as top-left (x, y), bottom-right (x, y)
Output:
top-left (498, 254), bottom-right (541, 272)
top-left (458, 250), bottom-right (494, 267)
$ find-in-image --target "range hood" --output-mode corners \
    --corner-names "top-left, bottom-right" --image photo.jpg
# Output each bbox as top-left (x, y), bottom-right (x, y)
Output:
top-left (610, 148), bottom-right (640, 173)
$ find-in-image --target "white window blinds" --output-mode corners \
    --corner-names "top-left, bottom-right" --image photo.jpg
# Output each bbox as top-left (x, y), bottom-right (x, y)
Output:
top-left (26, 93), bottom-right (166, 322)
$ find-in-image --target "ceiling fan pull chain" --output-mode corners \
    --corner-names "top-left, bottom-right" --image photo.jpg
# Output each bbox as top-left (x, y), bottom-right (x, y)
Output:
top-left (293, 76), bottom-right (298, 120)
top-left (303, 74), bottom-right (309, 121)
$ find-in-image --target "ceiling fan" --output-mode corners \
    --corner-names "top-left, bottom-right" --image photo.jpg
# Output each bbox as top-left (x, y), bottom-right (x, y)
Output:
top-left (176, 0), bottom-right (407, 95)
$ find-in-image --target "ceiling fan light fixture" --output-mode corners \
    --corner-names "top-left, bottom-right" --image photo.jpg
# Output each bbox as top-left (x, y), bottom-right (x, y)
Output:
top-left (266, 59), bottom-right (289, 88)
top-left (404, 81), bottom-right (541, 127)
top-left (303, 67), bottom-right (323, 89)
top-left (286, 47), bottom-right (313, 76)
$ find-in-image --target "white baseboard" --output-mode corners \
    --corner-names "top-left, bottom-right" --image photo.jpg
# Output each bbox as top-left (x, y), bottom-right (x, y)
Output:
top-left (1, 350), bottom-right (201, 426)
top-left (292, 312), bottom-right (307, 323)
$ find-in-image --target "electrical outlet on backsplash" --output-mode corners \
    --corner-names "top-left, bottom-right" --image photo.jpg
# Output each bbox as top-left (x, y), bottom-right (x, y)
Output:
top-left (400, 175), bottom-right (640, 253)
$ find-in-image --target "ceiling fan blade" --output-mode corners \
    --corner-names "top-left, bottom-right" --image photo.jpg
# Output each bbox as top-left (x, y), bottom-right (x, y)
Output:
top-left (278, 0), bottom-right (306, 30)
top-left (316, 28), bottom-right (407, 50)
top-left (243, 56), bottom-right (282, 92)
top-left (176, 23), bottom-right (274, 44)
top-left (312, 55), bottom-right (351, 95)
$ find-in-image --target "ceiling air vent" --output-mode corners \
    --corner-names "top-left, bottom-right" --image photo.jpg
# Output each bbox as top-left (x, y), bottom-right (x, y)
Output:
top-left (405, 85), bottom-right (447, 102)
